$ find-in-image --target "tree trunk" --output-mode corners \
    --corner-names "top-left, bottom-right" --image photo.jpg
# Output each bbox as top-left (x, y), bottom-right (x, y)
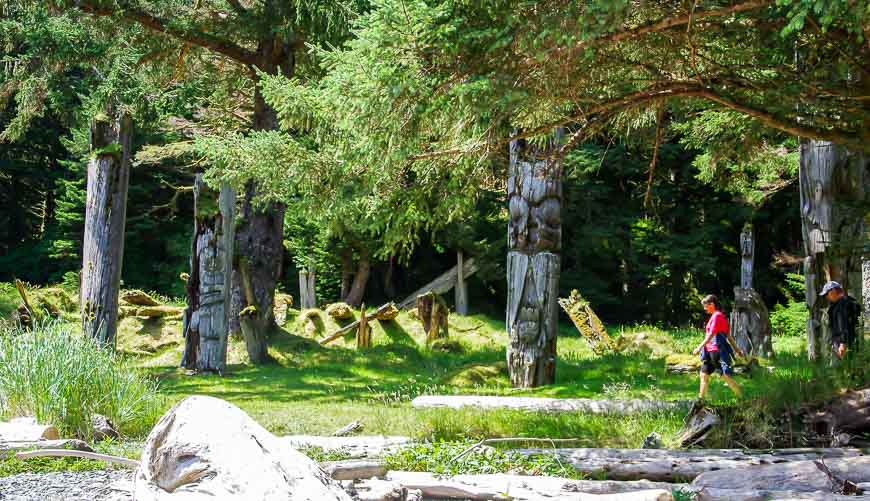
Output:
top-left (229, 38), bottom-right (294, 364)
top-left (455, 250), bottom-right (468, 315)
top-left (299, 262), bottom-right (316, 309)
top-left (799, 140), bottom-right (869, 361)
top-left (341, 248), bottom-right (353, 300)
top-left (80, 105), bottom-right (132, 347)
top-left (344, 248), bottom-right (370, 308)
top-left (384, 255), bottom-right (397, 298)
top-left (506, 132), bottom-right (562, 388)
top-left (864, 257), bottom-right (870, 339)
top-left (181, 175), bottom-right (235, 372)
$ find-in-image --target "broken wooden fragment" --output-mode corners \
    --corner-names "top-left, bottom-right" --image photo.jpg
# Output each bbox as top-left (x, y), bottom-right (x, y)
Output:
top-left (558, 289), bottom-right (616, 354)
top-left (411, 395), bottom-right (689, 415)
top-left (320, 303), bottom-right (396, 345)
top-left (0, 439), bottom-right (93, 453)
top-left (322, 460), bottom-right (386, 481)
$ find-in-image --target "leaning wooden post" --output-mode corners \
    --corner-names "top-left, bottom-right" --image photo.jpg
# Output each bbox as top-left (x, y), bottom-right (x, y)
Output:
top-left (80, 104), bottom-right (133, 347)
top-left (181, 175), bottom-right (236, 373)
top-left (799, 140), bottom-right (869, 361)
top-left (455, 250), bottom-right (468, 316)
top-left (506, 131), bottom-right (563, 388)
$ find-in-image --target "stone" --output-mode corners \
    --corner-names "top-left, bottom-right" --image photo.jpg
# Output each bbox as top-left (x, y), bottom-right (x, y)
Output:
top-left (134, 395), bottom-right (351, 501)
top-left (641, 432), bottom-right (663, 449)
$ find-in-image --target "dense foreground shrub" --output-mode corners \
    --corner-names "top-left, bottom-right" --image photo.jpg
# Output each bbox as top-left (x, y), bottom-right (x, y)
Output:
top-left (0, 320), bottom-right (163, 440)
top-left (770, 300), bottom-right (809, 337)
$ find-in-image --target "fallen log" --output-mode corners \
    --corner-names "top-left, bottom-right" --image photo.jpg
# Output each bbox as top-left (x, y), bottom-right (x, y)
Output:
top-left (333, 420), bottom-right (363, 437)
top-left (15, 449), bottom-right (139, 468)
top-left (694, 487), bottom-right (870, 501)
top-left (516, 448), bottom-right (868, 482)
top-left (0, 418), bottom-right (59, 441)
top-left (397, 258), bottom-right (478, 309)
top-left (809, 388), bottom-right (870, 439)
top-left (320, 303), bottom-right (396, 345)
top-left (322, 459), bottom-right (386, 480)
top-left (693, 456), bottom-right (870, 493)
top-left (411, 395), bottom-right (689, 415)
top-left (359, 472), bottom-right (675, 501)
top-left (282, 435), bottom-right (412, 458)
top-left (0, 439), bottom-right (92, 453)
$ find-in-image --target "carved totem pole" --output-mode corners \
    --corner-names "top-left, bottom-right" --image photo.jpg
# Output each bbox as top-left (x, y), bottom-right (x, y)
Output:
top-left (181, 174), bottom-right (236, 373)
top-left (506, 132), bottom-right (563, 388)
top-left (730, 224), bottom-right (772, 357)
top-left (81, 104), bottom-right (133, 347)
top-left (800, 140), bottom-right (869, 360)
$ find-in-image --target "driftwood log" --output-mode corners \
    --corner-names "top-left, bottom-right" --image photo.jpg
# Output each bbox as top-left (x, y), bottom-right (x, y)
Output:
top-left (516, 448), bottom-right (868, 482)
top-left (694, 487), bottom-right (870, 501)
top-left (281, 435), bottom-right (412, 459)
top-left (322, 460), bottom-right (386, 481)
top-left (0, 439), bottom-right (92, 453)
top-left (694, 456), bottom-right (870, 493)
top-left (357, 472), bottom-right (674, 501)
top-left (506, 133), bottom-right (563, 388)
top-left (15, 449), bottom-right (138, 468)
top-left (809, 388), bottom-right (870, 440)
top-left (0, 418), bottom-right (59, 441)
top-left (319, 303), bottom-right (396, 345)
top-left (80, 105), bottom-right (133, 346)
top-left (410, 395), bottom-right (688, 415)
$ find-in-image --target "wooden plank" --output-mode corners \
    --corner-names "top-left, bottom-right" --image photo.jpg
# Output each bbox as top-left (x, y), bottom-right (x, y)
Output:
top-left (15, 449), bottom-right (139, 468)
top-left (411, 395), bottom-right (689, 414)
top-left (0, 439), bottom-right (92, 453)
top-left (397, 258), bottom-right (478, 309)
top-left (322, 460), bottom-right (386, 480)
top-left (517, 447), bottom-right (869, 482)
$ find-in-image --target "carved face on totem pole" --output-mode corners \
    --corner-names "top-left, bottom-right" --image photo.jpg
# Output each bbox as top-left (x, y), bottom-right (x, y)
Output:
top-left (506, 137), bottom-right (562, 387)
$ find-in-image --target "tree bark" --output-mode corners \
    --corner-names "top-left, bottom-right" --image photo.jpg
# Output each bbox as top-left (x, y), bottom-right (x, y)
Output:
top-left (80, 105), bottom-right (132, 347)
top-left (181, 175), bottom-right (235, 372)
top-left (800, 140), bottom-right (869, 361)
top-left (455, 250), bottom-right (468, 315)
top-left (344, 248), bottom-right (370, 308)
top-left (506, 132), bottom-right (563, 388)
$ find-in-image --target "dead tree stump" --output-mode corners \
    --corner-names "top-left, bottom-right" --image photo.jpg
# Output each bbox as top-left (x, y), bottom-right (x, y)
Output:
top-left (416, 291), bottom-right (449, 342)
top-left (80, 104), bottom-right (133, 347)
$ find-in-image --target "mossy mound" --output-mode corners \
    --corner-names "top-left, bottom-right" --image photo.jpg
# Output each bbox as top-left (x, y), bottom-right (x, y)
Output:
top-left (325, 302), bottom-right (354, 320)
top-left (441, 362), bottom-right (509, 387)
top-left (117, 316), bottom-right (183, 355)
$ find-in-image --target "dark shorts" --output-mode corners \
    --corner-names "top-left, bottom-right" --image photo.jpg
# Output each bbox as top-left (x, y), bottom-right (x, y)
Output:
top-left (701, 350), bottom-right (733, 376)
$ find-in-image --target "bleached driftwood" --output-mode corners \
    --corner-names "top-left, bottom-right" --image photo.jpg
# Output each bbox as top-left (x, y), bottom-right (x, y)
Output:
top-left (322, 460), bottom-right (386, 480)
top-left (358, 472), bottom-right (675, 501)
top-left (333, 420), bottom-right (363, 437)
top-left (693, 456), bottom-right (870, 492)
top-left (411, 395), bottom-right (689, 415)
top-left (694, 487), bottom-right (870, 501)
top-left (517, 448), bottom-right (868, 482)
top-left (0, 439), bottom-right (92, 453)
top-left (282, 435), bottom-right (412, 458)
top-left (135, 396), bottom-right (351, 501)
top-left (0, 418), bottom-right (59, 441)
top-left (15, 449), bottom-right (139, 468)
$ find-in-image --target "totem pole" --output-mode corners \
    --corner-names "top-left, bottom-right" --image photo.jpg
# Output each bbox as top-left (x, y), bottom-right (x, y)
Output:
top-left (800, 140), bottom-right (869, 360)
top-left (730, 224), bottom-right (772, 357)
top-left (506, 131), bottom-right (563, 388)
top-left (181, 174), bottom-right (236, 373)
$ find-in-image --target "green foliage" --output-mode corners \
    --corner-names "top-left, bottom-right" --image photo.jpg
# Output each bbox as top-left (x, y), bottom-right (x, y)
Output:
top-left (771, 301), bottom-right (809, 337)
top-left (0, 320), bottom-right (164, 440)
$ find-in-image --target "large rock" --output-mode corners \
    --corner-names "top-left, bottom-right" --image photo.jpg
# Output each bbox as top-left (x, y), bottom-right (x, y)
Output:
top-left (135, 396), bottom-right (352, 501)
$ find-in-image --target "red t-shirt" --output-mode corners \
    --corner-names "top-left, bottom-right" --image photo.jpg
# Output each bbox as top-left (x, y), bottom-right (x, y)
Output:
top-left (705, 311), bottom-right (728, 352)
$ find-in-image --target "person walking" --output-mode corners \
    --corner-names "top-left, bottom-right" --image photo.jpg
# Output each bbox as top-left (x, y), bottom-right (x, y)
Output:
top-left (820, 281), bottom-right (861, 364)
top-left (693, 294), bottom-right (744, 399)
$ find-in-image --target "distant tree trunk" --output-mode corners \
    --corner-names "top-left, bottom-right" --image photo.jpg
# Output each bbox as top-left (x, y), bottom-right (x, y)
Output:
top-left (455, 250), bottom-right (468, 315)
top-left (80, 106), bottom-right (132, 347)
top-left (800, 140), bottom-right (869, 361)
top-left (864, 257), bottom-right (870, 339)
top-left (345, 248), bottom-right (370, 308)
top-left (230, 54), bottom-right (291, 364)
top-left (506, 132), bottom-right (562, 388)
top-left (340, 249), bottom-right (353, 300)
top-left (731, 225), bottom-right (773, 358)
top-left (384, 255), bottom-right (397, 298)
top-left (298, 262), bottom-right (316, 309)
top-left (181, 175), bottom-right (235, 373)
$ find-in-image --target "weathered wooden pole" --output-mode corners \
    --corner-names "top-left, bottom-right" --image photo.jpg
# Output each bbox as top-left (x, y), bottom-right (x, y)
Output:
top-left (730, 224), bottom-right (773, 357)
top-left (455, 250), bottom-right (468, 315)
top-left (80, 105), bottom-right (132, 347)
top-left (299, 262), bottom-right (316, 309)
top-left (506, 132), bottom-right (563, 388)
top-left (181, 175), bottom-right (236, 373)
top-left (799, 140), bottom-right (869, 361)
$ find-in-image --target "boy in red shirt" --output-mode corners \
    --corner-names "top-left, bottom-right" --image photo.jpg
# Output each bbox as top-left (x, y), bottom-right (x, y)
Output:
top-left (693, 295), bottom-right (744, 399)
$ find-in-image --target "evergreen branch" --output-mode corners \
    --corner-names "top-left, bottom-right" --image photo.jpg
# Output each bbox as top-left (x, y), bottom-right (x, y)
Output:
top-left (71, 1), bottom-right (258, 66)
